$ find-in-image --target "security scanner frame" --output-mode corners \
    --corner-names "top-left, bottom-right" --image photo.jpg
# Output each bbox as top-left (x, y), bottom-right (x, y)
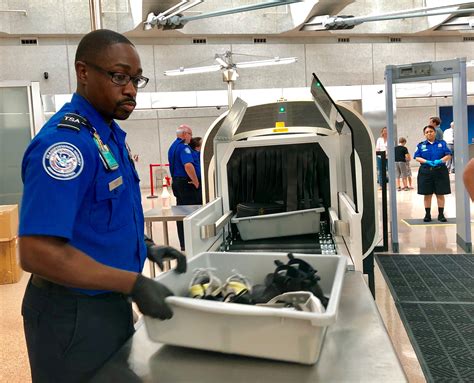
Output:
top-left (385, 58), bottom-right (471, 252)
top-left (184, 74), bottom-right (379, 287)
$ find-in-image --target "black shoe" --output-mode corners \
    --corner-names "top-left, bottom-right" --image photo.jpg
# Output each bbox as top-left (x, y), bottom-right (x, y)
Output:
top-left (438, 214), bottom-right (447, 222)
top-left (423, 214), bottom-right (431, 222)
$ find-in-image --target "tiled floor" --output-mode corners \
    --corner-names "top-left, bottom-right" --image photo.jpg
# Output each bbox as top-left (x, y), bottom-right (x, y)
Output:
top-left (0, 171), bottom-right (468, 382)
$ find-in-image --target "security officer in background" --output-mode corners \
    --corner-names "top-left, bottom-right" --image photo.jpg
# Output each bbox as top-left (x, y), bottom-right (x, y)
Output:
top-left (19, 29), bottom-right (186, 383)
top-left (168, 124), bottom-right (201, 250)
top-left (414, 125), bottom-right (452, 222)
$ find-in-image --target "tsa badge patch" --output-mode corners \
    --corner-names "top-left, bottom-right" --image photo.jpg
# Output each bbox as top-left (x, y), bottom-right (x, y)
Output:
top-left (42, 142), bottom-right (84, 180)
top-left (185, 147), bottom-right (191, 154)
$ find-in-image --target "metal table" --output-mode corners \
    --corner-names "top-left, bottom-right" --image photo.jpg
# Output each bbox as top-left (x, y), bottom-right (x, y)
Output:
top-left (91, 271), bottom-right (407, 383)
top-left (144, 205), bottom-right (201, 277)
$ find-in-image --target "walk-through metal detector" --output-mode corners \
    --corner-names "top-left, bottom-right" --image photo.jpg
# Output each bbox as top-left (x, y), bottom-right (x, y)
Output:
top-left (385, 58), bottom-right (471, 253)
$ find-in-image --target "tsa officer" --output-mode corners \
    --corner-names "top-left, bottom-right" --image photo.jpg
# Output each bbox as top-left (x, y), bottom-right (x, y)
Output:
top-left (168, 124), bottom-right (200, 250)
top-left (19, 30), bottom-right (186, 383)
top-left (414, 125), bottom-right (452, 222)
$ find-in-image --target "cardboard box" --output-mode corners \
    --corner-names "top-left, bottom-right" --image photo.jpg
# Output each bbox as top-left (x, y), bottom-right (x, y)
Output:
top-left (0, 238), bottom-right (23, 284)
top-left (0, 205), bottom-right (19, 242)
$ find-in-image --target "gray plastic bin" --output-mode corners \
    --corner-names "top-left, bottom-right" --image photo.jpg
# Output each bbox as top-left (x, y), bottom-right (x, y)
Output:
top-left (144, 252), bottom-right (347, 365)
top-left (231, 207), bottom-right (325, 240)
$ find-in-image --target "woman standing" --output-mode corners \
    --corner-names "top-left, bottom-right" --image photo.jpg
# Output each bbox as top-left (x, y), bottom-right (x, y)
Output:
top-left (414, 125), bottom-right (452, 222)
top-left (375, 127), bottom-right (388, 189)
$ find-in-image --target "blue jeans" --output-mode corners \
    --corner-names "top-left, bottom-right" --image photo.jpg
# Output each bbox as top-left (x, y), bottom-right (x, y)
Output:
top-left (376, 155), bottom-right (388, 185)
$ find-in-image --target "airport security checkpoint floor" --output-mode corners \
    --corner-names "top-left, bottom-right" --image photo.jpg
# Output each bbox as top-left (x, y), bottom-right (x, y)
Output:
top-left (0, 170), bottom-right (468, 383)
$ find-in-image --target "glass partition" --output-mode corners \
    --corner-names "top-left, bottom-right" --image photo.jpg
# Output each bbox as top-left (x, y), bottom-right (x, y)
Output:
top-left (0, 86), bottom-right (32, 205)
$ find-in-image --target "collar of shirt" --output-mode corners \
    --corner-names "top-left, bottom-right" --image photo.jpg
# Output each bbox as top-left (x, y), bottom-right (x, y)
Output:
top-left (70, 93), bottom-right (116, 145)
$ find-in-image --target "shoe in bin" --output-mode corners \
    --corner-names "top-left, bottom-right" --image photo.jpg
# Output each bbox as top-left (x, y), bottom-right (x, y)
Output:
top-left (188, 268), bottom-right (223, 299)
top-left (222, 270), bottom-right (253, 304)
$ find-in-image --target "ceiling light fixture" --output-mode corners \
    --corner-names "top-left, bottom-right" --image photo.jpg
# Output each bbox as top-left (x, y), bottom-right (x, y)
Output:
top-left (163, 51), bottom-right (298, 107)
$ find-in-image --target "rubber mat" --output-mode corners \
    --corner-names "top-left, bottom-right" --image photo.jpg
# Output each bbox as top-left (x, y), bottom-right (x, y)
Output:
top-left (402, 218), bottom-right (456, 227)
top-left (376, 254), bottom-right (474, 382)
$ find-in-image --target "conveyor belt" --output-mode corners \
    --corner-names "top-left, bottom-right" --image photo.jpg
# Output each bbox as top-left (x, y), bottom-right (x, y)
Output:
top-left (227, 234), bottom-right (325, 253)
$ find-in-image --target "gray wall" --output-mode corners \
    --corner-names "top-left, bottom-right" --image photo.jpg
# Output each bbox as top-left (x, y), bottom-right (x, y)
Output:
top-left (3, 35), bottom-right (472, 185)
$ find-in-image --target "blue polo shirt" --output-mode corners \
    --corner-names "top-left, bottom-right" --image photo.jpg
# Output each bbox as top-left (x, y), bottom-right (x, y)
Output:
top-left (19, 93), bottom-right (146, 295)
top-left (191, 149), bottom-right (201, 181)
top-left (168, 138), bottom-right (194, 178)
top-left (414, 139), bottom-right (451, 162)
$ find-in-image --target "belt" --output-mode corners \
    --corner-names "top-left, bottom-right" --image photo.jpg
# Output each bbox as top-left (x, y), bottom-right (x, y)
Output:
top-left (31, 275), bottom-right (84, 295)
top-left (31, 275), bottom-right (126, 298)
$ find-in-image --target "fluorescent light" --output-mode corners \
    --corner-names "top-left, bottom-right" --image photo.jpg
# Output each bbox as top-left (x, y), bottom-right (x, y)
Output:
top-left (164, 65), bottom-right (222, 76)
top-left (235, 57), bottom-right (297, 69)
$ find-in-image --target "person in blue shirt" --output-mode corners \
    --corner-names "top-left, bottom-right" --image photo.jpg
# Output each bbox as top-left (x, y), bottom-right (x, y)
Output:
top-left (19, 30), bottom-right (186, 383)
top-left (189, 136), bottom-right (203, 204)
top-left (414, 125), bottom-right (452, 222)
top-left (168, 125), bottom-right (201, 250)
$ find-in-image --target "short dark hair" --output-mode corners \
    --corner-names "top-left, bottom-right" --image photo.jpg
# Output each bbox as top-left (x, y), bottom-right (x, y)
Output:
top-left (423, 125), bottom-right (435, 133)
top-left (75, 29), bottom-right (134, 63)
top-left (429, 116), bottom-right (441, 126)
top-left (399, 137), bottom-right (406, 144)
top-left (190, 137), bottom-right (202, 150)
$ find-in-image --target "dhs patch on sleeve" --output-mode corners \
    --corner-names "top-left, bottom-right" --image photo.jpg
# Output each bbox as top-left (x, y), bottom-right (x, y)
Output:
top-left (185, 147), bottom-right (191, 154)
top-left (42, 142), bottom-right (84, 180)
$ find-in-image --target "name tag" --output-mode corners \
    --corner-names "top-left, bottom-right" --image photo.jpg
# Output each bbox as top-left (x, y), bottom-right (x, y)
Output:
top-left (109, 176), bottom-right (123, 191)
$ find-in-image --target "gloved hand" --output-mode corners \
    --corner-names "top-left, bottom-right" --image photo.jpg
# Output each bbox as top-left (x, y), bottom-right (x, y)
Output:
top-left (145, 236), bottom-right (187, 273)
top-left (433, 159), bottom-right (443, 166)
top-left (424, 160), bottom-right (435, 167)
top-left (131, 274), bottom-right (173, 319)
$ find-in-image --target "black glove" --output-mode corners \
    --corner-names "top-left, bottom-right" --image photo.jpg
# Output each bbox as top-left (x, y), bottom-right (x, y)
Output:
top-left (145, 236), bottom-right (187, 273)
top-left (131, 274), bottom-right (173, 319)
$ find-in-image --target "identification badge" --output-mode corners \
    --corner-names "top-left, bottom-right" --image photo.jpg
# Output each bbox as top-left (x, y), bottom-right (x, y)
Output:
top-left (92, 134), bottom-right (119, 171)
top-left (109, 176), bottom-right (123, 191)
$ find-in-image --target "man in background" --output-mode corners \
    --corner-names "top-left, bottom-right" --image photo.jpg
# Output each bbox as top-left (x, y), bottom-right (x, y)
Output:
top-left (429, 116), bottom-right (444, 141)
top-left (444, 121), bottom-right (455, 173)
top-left (168, 124), bottom-right (200, 250)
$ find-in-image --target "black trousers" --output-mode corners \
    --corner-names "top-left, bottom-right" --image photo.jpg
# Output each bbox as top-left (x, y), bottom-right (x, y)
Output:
top-left (172, 177), bottom-right (201, 249)
top-left (22, 277), bottom-right (134, 383)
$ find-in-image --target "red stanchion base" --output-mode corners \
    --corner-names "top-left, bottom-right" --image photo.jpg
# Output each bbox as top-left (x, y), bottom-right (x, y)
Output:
top-left (146, 195), bottom-right (159, 199)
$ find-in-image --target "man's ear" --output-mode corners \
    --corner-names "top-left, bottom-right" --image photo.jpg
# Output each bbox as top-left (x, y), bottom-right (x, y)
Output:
top-left (75, 61), bottom-right (88, 84)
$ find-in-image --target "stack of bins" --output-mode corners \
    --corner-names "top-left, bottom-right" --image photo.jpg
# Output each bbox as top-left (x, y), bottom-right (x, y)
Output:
top-left (0, 205), bottom-right (22, 284)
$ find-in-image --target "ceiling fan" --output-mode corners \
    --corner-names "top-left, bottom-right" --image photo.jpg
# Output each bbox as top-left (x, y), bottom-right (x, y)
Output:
top-left (164, 51), bottom-right (298, 107)
top-left (302, 2), bottom-right (474, 31)
top-left (144, 0), bottom-right (303, 30)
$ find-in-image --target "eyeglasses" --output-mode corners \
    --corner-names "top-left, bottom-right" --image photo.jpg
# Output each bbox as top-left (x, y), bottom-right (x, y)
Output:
top-left (84, 61), bottom-right (149, 89)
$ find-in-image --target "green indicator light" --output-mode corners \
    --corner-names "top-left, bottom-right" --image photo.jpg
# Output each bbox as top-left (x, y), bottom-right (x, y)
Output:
top-left (279, 106), bottom-right (286, 113)
top-left (316, 82), bottom-right (321, 87)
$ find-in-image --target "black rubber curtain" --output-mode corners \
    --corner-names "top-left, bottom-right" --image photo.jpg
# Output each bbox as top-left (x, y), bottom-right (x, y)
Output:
top-left (227, 143), bottom-right (330, 212)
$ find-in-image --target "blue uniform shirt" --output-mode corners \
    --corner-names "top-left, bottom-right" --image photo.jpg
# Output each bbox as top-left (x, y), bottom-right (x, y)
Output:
top-left (414, 139), bottom-right (451, 162)
top-left (19, 93), bottom-right (146, 295)
top-left (191, 149), bottom-right (201, 181)
top-left (168, 138), bottom-right (194, 178)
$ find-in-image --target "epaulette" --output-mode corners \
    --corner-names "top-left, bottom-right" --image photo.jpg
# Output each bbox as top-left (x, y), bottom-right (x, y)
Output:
top-left (57, 112), bottom-right (89, 132)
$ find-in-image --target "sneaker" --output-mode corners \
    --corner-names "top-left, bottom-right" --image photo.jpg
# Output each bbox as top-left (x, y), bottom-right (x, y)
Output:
top-left (397, 187), bottom-right (402, 191)
top-left (403, 187), bottom-right (409, 191)
top-left (222, 270), bottom-right (252, 304)
top-left (438, 214), bottom-right (447, 222)
top-left (189, 268), bottom-right (223, 299)
top-left (423, 214), bottom-right (432, 222)
top-left (259, 292), bottom-right (325, 313)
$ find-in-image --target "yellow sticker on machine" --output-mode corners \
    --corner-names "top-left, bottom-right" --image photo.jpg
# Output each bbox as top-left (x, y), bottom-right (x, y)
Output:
top-left (273, 122), bottom-right (288, 132)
